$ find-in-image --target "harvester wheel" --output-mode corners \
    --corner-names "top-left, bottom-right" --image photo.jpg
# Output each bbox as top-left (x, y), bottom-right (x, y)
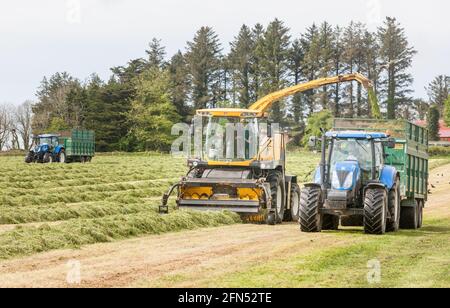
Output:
top-left (322, 215), bottom-right (339, 230)
top-left (400, 200), bottom-right (418, 229)
top-left (299, 186), bottom-right (322, 232)
top-left (386, 179), bottom-right (401, 232)
top-left (266, 171), bottom-right (285, 225)
top-left (364, 188), bottom-right (387, 235)
top-left (290, 183), bottom-right (301, 222)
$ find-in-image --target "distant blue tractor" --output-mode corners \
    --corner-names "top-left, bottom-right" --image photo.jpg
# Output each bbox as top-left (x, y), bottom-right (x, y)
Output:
top-left (25, 134), bottom-right (66, 164)
top-left (300, 130), bottom-right (400, 235)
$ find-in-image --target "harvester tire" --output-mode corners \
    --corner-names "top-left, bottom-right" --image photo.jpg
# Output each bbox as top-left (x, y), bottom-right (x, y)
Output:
top-left (400, 200), bottom-right (418, 229)
top-left (299, 186), bottom-right (322, 233)
top-left (386, 179), bottom-right (401, 232)
top-left (290, 183), bottom-right (301, 222)
top-left (266, 171), bottom-right (285, 225)
top-left (322, 215), bottom-right (339, 230)
top-left (364, 188), bottom-right (387, 235)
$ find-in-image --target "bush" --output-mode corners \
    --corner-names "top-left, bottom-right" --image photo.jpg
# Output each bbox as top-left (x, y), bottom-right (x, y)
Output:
top-left (429, 146), bottom-right (450, 157)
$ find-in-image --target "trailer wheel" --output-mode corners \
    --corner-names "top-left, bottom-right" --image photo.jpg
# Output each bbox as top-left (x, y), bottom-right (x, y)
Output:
top-left (290, 183), bottom-right (301, 222)
top-left (266, 171), bottom-right (285, 225)
top-left (417, 200), bottom-right (424, 229)
top-left (299, 186), bottom-right (322, 232)
top-left (386, 179), bottom-right (401, 232)
top-left (322, 215), bottom-right (339, 230)
top-left (400, 200), bottom-right (418, 230)
top-left (364, 188), bottom-right (387, 235)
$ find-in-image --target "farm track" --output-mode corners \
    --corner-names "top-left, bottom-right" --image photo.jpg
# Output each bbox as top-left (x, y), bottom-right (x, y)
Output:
top-left (0, 163), bottom-right (449, 288)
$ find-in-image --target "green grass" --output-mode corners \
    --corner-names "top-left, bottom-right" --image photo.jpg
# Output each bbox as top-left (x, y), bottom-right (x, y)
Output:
top-left (195, 217), bottom-right (450, 288)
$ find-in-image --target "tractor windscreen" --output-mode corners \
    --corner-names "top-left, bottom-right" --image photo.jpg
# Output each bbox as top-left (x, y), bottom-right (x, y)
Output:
top-left (330, 139), bottom-right (373, 171)
top-left (203, 116), bottom-right (259, 162)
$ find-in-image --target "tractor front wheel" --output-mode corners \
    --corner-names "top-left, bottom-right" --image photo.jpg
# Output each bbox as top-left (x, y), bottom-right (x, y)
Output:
top-left (59, 151), bottom-right (66, 164)
top-left (364, 188), bottom-right (387, 235)
top-left (266, 171), bottom-right (285, 225)
top-left (25, 152), bottom-right (34, 164)
top-left (43, 153), bottom-right (54, 164)
top-left (299, 186), bottom-right (323, 232)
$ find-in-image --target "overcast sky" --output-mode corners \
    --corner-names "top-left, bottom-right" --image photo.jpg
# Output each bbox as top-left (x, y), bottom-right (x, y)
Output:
top-left (1, 0), bottom-right (449, 105)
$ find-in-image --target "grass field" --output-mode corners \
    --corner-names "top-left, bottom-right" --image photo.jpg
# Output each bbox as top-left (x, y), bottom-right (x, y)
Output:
top-left (0, 151), bottom-right (319, 259)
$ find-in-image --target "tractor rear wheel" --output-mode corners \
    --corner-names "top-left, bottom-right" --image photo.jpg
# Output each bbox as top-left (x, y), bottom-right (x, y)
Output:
top-left (266, 171), bottom-right (285, 225)
top-left (386, 179), bottom-right (401, 232)
top-left (322, 215), bottom-right (339, 230)
top-left (59, 151), bottom-right (66, 164)
top-left (299, 186), bottom-right (322, 232)
top-left (364, 188), bottom-right (387, 235)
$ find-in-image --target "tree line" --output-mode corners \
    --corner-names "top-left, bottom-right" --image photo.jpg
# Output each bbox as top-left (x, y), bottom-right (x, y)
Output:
top-left (2, 17), bottom-right (449, 151)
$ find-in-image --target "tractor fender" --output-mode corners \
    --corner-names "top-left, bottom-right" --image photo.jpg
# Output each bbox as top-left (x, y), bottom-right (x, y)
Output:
top-left (303, 183), bottom-right (322, 190)
top-left (379, 165), bottom-right (399, 190)
top-left (54, 145), bottom-right (64, 155)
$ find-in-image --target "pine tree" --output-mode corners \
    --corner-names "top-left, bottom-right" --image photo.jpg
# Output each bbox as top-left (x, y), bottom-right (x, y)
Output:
top-left (317, 22), bottom-right (334, 110)
top-left (377, 17), bottom-right (417, 119)
top-left (146, 38), bottom-right (167, 69)
top-left (331, 26), bottom-right (345, 116)
top-left (250, 23), bottom-right (265, 102)
top-left (426, 75), bottom-right (450, 114)
top-left (288, 39), bottom-right (305, 122)
top-left (259, 19), bottom-right (291, 123)
top-left (428, 105), bottom-right (440, 141)
top-left (444, 95), bottom-right (450, 127)
top-left (186, 27), bottom-right (222, 109)
top-left (301, 23), bottom-right (320, 114)
top-left (229, 25), bottom-right (254, 107)
top-left (168, 51), bottom-right (190, 119)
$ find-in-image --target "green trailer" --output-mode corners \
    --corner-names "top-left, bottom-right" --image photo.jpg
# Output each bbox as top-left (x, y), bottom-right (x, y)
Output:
top-left (59, 129), bottom-right (95, 163)
top-left (333, 119), bottom-right (429, 229)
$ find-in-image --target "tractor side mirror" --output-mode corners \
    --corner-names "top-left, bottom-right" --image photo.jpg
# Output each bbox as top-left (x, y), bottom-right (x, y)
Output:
top-left (385, 138), bottom-right (396, 149)
top-left (308, 136), bottom-right (318, 148)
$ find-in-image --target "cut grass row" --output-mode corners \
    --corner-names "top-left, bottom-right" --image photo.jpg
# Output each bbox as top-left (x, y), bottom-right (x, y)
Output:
top-left (0, 210), bottom-right (241, 260)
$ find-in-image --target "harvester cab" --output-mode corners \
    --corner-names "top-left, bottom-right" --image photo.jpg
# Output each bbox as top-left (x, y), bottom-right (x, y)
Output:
top-left (160, 73), bottom-right (382, 225)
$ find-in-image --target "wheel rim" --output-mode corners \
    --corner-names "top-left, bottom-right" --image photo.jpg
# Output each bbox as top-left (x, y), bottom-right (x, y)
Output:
top-left (60, 153), bottom-right (65, 163)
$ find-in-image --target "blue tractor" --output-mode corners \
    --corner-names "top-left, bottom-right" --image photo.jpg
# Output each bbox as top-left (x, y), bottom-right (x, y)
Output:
top-left (25, 134), bottom-right (66, 164)
top-left (300, 130), bottom-right (401, 235)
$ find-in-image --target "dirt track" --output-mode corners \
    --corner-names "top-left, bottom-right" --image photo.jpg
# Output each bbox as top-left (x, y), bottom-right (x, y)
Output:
top-left (0, 164), bottom-right (449, 288)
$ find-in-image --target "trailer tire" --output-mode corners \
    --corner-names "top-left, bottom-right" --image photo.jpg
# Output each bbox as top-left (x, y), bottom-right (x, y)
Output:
top-left (266, 171), bottom-right (285, 225)
top-left (417, 200), bottom-right (424, 229)
top-left (386, 179), bottom-right (401, 232)
top-left (322, 215), bottom-right (339, 230)
top-left (290, 183), bottom-right (301, 222)
top-left (364, 188), bottom-right (387, 235)
top-left (299, 186), bottom-right (322, 232)
top-left (400, 201), bottom-right (418, 230)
